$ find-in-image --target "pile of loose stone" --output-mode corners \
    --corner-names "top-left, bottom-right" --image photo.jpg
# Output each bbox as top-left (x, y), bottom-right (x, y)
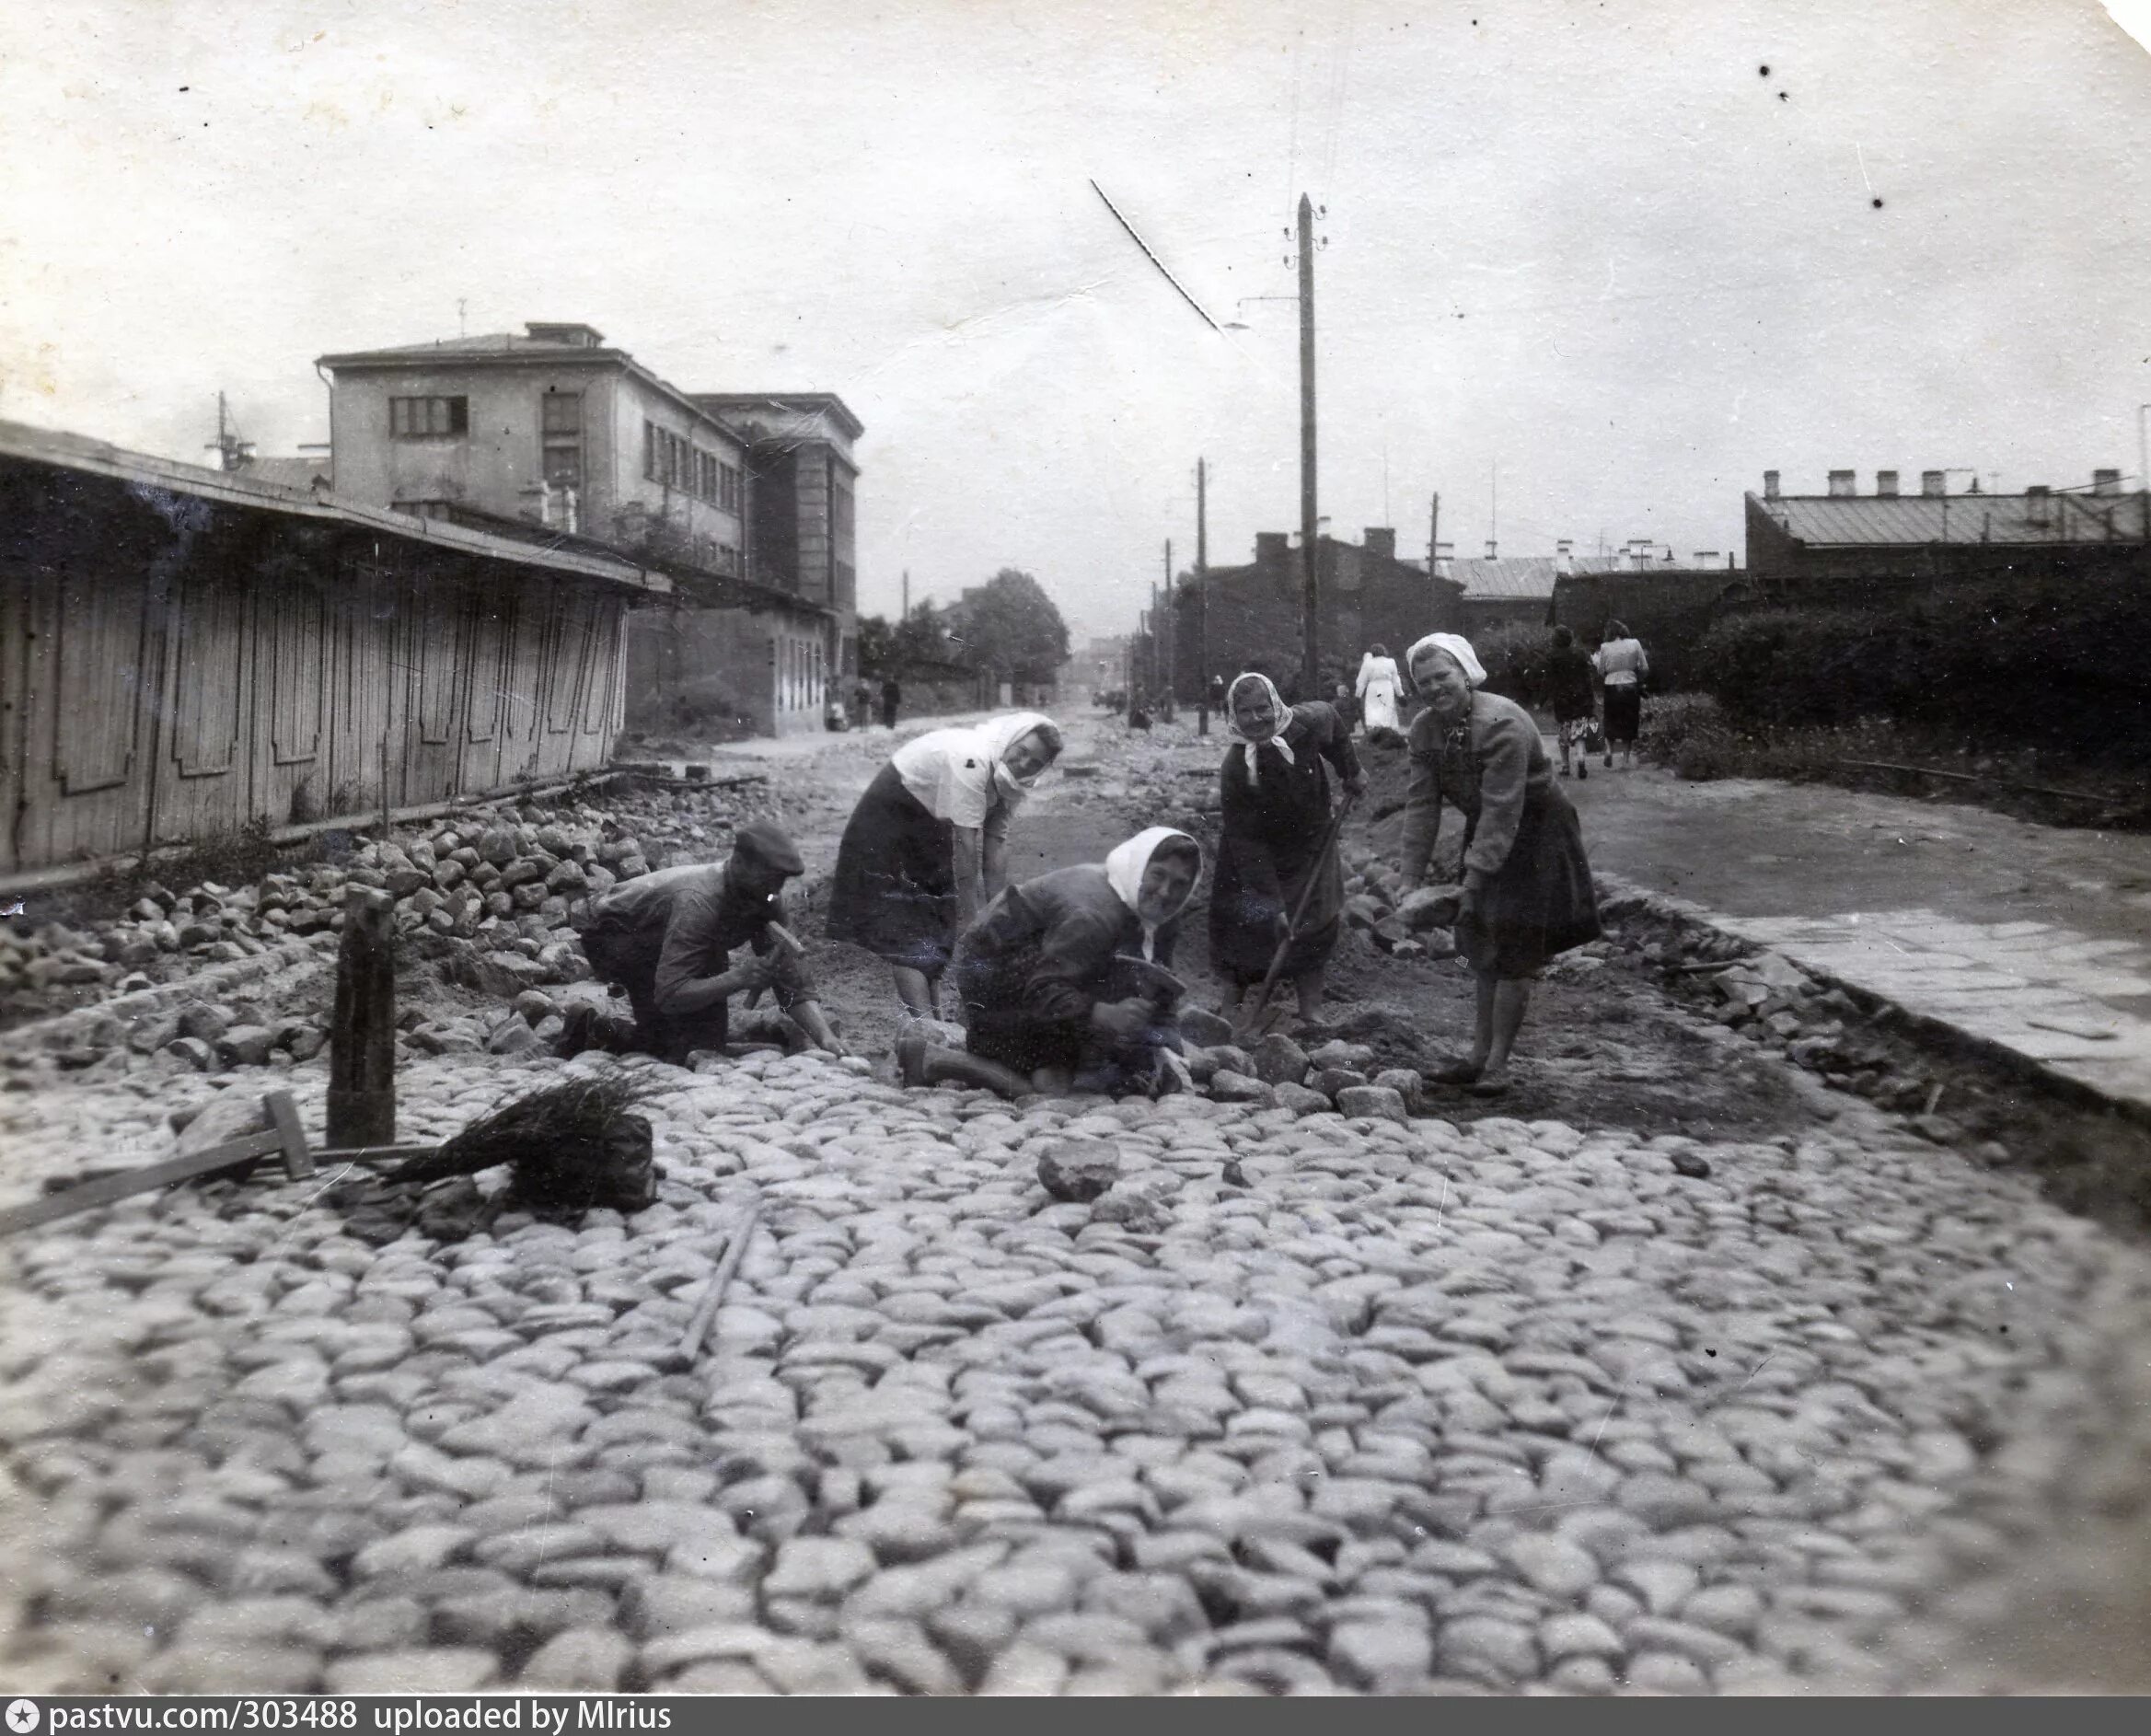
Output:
top-left (2, 781), bottom-right (784, 1078)
top-left (5, 1045), bottom-right (2149, 1695)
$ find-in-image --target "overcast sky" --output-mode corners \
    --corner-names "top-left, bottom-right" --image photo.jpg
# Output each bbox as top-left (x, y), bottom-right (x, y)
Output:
top-left (6, 0), bottom-right (2151, 643)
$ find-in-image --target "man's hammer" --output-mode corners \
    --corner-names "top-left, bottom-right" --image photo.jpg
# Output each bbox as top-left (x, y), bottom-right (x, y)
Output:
top-left (745, 921), bottom-right (807, 1009)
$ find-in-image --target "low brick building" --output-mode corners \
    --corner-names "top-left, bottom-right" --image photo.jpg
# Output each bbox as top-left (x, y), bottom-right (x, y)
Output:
top-left (1170, 527), bottom-right (1463, 700)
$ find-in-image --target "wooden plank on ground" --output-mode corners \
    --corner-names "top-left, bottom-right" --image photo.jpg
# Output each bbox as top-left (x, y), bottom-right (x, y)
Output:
top-left (0, 1129), bottom-right (288, 1239)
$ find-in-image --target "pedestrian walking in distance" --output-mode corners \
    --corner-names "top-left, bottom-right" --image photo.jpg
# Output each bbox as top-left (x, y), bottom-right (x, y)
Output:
top-left (825, 712), bottom-right (1062, 1017)
top-left (1332, 681), bottom-right (1362, 735)
top-left (879, 676), bottom-right (902, 731)
top-left (1546, 624), bottom-right (1598, 780)
top-left (1592, 619), bottom-right (1649, 769)
top-left (1355, 642), bottom-right (1403, 738)
top-left (561, 821), bottom-right (845, 1063)
top-left (1397, 632), bottom-right (1601, 1095)
top-left (900, 827), bottom-right (1203, 1099)
top-left (1210, 672), bottom-right (1367, 1032)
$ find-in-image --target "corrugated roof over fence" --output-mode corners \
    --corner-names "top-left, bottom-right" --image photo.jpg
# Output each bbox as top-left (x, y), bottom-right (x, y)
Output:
top-left (0, 418), bottom-right (671, 596)
top-left (1754, 491), bottom-right (2151, 547)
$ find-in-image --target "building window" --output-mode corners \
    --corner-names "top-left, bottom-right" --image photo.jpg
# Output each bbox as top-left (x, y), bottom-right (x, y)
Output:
top-left (540, 392), bottom-right (583, 489)
top-left (720, 461), bottom-right (742, 513)
top-left (643, 419), bottom-right (657, 481)
top-left (390, 396), bottom-right (468, 438)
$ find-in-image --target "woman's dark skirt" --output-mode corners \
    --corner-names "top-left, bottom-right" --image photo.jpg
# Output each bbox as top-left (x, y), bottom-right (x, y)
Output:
top-left (1209, 845), bottom-right (1342, 985)
top-left (1458, 783), bottom-right (1602, 979)
top-left (825, 764), bottom-right (958, 975)
top-left (1602, 684), bottom-right (1643, 745)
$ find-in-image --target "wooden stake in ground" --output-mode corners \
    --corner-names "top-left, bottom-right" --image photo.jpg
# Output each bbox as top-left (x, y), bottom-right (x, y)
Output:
top-left (328, 885), bottom-right (397, 1149)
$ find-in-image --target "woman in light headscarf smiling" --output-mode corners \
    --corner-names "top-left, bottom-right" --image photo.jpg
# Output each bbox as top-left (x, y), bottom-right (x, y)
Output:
top-left (826, 710), bottom-right (1061, 1015)
top-left (898, 827), bottom-right (1204, 1100)
top-left (1209, 671), bottom-right (1367, 1030)
top-left (1398, 632), bottom-right (1601, 1094)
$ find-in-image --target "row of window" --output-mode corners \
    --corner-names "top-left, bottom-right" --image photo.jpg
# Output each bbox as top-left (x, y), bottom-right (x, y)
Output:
top-left (644, 420), bottom-right (742, 511)
top-left (384, 396), bottom-right (743, 518)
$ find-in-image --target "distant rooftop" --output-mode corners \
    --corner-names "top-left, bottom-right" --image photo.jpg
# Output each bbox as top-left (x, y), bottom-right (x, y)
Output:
top-left (1753, 490), bottom-right (2150, 546)
top-left (692, 392), bottom-right (865, 444)
top-left (1449, 555), bottom-right (1629, 599)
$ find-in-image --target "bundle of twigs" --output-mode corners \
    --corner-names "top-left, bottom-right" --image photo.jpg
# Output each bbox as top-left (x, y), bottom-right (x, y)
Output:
top-left (373, 1071), bottom-right (661, 1220)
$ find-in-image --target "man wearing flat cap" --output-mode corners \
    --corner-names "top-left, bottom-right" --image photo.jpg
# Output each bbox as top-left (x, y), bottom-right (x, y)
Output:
top-left (562, 821), bottom-right (846, 1062)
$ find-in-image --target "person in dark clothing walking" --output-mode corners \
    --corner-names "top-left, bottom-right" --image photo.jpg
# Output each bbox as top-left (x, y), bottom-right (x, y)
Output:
top-left (1545, 624), bottom-right (1599, 780)
top-left (880, 677), bottom-right (902, 730)
top-left (561, 822), bottom-right (844, 1062)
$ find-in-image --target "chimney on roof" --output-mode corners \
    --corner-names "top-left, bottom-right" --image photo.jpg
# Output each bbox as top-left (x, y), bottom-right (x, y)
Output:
top-left (1763, 469), bottom-right (1780, 500)
top-left (2025, 484), bottom-right (2053, 528)
top-left (1827, 469), bottom-right (1856, 498)
top-left (1555, 538), bottom-right (1575, 576)
top-left (2093, 468), bottom-right (2122, 496)
top-left (1362, 527), bottom-right (1395, 561)
top-left (526, 322), bottom-right (605, 348)
top-left (1876, 470), bottom-right (1899, 497)
top-left (1921, 470), bottom-right (1946, 497)
top-left (1254, 531), bottom-right (1289, 579)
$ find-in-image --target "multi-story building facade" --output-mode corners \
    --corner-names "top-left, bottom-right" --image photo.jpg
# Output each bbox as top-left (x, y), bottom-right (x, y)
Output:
top-left (692, 393), bottom-right (862, 680)
top-left (316, 323), bottom-right (860, 738)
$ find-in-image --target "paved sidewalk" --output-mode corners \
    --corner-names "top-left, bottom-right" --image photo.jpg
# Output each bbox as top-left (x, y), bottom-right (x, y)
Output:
top-left (1570, 764), bottom-right (2151, 1113)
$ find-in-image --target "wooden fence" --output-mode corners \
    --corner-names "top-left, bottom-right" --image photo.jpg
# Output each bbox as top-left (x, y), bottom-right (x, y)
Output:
top-left (0, 430), bottom-right (664, 880)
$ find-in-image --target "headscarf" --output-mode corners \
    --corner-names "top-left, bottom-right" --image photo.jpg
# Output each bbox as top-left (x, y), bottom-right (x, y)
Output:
top-left (974, 710), bottom-right (1059, 806)
top-left (1225, 671), bottom-right (1293, 783)
top-left (1104, 827), bottom-right (1201, 961)
top-left (1405, 632), bottom-right (1487, 689)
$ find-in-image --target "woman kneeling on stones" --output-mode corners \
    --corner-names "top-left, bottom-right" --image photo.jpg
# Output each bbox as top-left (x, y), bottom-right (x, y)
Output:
top-left (1210, 672), bottom-right (1367, 1031)
top-left (1398, 632), bottom-right (1601, 1095)
top-left (826, 711), bottom-right (1062, 1017)
top-left (898, 827), bottom-right (1203, 1100)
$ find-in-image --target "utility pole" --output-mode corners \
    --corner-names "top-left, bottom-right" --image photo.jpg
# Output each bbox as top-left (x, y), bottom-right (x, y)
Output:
top-left (1196, 457), bottom-right (1210, 737)
top-left (1162, 539), bottom-right (1174, 713)
top-left (901, 569), bottom-right (910, 619)
top-left (1298, 191), bottom-right (1319, 696)
top-left (1149, 582), bottom-right (1161, 699)
top-left (1428, 492), bottom-right (1440, 585)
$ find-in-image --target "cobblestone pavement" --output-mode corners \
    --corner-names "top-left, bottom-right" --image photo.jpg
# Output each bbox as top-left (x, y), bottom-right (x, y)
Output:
top-left (6, 1039), bottom-right (2151, 1695)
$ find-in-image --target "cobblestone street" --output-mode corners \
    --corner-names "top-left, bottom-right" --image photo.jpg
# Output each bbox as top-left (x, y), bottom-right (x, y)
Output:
top-left (4, 718), bottom-right (2151, 1695)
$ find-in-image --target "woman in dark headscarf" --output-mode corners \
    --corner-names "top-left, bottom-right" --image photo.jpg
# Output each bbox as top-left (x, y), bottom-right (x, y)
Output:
top-left (898, 827), bottom-right (1204, 1099)
top-left (1397, 632), bottom-right (1601, 1094)
top-left (1208, 671), bottom-right (1367, 1030)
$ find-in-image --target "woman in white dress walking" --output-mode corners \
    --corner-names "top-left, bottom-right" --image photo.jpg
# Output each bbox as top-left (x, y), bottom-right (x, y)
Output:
top-left (1356, 643), bottom-right (1403, 738)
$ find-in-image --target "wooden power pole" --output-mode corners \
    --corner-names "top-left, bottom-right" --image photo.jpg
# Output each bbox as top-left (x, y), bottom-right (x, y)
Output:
top-left (328, 886), bottom-right (397, 1149)
top-left (1162, 539), bottom-right (1174, 711)
top-left (1196, 457), bottom-right (1209, 736)
top-left (1298, 192), bottom-right (1319, 696)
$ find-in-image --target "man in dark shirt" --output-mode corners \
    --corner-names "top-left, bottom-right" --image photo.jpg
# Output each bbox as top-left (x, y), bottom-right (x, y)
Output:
top-left (563, 822), bottom-right (844, 1062)
top-left (880, 678), bottom-right (902, 730)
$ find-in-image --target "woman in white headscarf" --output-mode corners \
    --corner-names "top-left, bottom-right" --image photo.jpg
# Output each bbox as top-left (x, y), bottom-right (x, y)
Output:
top-left (1356, 642), bottom-right (1403, 736)
top-left (899, 827), bottom-right (1205, 1099)
top-left (1397, 632), bottom-right (1600, 1095)
top-left (1209, 671), bottom-right (1367, 1030)
top-left (826, 711), bottom-right (1062, 1014)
